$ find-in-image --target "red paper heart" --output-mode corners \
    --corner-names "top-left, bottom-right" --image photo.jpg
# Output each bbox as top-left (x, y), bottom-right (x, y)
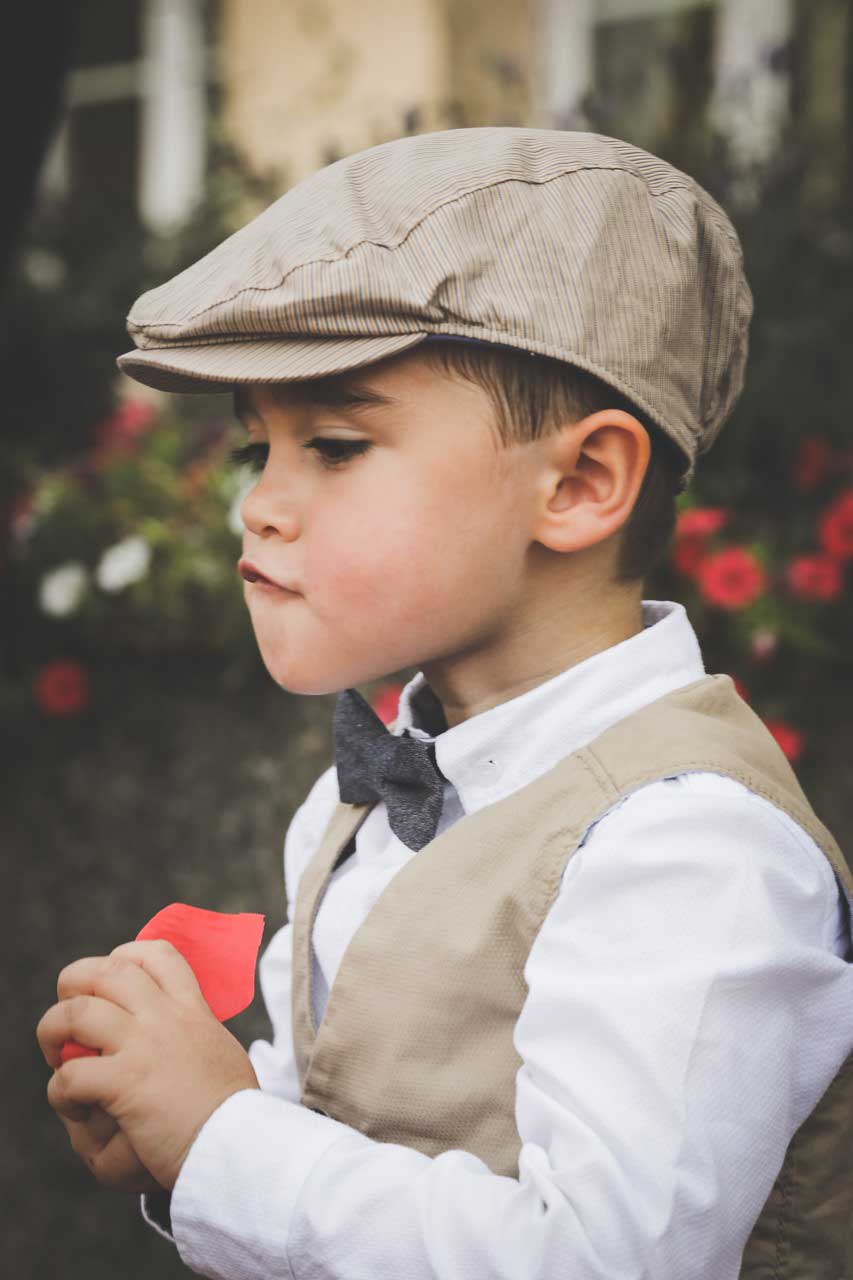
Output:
top-left (59, 903), bottom-right (265, 1064)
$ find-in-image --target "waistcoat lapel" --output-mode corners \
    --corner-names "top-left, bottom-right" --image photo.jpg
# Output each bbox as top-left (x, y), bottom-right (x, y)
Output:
top-left (289, 673), bottom-right (853, 1276)
top-left (290, 797), bottom-right (374, 1090)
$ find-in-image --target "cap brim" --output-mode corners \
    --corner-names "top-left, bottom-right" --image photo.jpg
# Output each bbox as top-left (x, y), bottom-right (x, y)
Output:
top-left (116, 332), bottom-right (431, 393)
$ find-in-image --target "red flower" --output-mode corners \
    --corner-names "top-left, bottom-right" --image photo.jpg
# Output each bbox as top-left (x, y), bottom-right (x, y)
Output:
top-left (764, 718), bottom-right (805, 764)
top-left (672, 508), bottom-right (731, 579)
top-left (672, 535), bottom-right (706, 577)
top-left (88, 399), bottom-right (157, 473)
top-left (818, 489), bottom-right (853, 561)
top-left (675, 507), bottom-right (730, 540)
top-left (784, 553), bottom-right (843, 602)
top-left (34, 659), bottom-right (90, 716)
top-left (731, 676), bottom-right (750, 703)
top-left (793, 435), bottom-right (833, 493)
top-left (696, 546), bottom-right (767, 610)
top-left (370, 683), bottom-right (404, 725)
top-left (102, 399), bottom-right (156, 444)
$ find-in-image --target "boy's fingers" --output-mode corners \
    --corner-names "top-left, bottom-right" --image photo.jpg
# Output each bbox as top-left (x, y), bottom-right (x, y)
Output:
top-left (109, 939), bottom-right (204, 1006)
top-left (62, 1111), bottom-right (161, 1193)
top-left (88, 1129), bottom-right (163, 1194)
top-left (79, 1104), bottom-right (119, 1146)
top-left (57, 953), bottom-right (159, 1011)
top-left (57, 1104), bottom-right (118, 1142)
top-left (37, 996), bottom-right (131, 1071)
top-left (52, 1088), bottom-right (91, 1123)
top-left (48, 1054), bottom-right (117, 1118)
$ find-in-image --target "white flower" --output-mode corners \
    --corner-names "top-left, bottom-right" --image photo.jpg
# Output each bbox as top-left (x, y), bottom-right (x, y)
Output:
top-left (227, 473), bottom-right (257, 536)
top-left (38, 562), bottom-right (88, 617)
top-left (750, 627), bottom-right (779, 660)
top-left (95, 535), bottom-right (152, 592)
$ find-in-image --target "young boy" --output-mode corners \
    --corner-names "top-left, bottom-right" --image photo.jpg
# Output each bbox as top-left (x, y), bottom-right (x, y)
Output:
top-left (37, 128), bottom-right (853, 1279)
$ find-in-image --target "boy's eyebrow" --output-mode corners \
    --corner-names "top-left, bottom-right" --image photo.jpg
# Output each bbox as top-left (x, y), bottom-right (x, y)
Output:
top-left (233, 379), bottom-right (399, 423)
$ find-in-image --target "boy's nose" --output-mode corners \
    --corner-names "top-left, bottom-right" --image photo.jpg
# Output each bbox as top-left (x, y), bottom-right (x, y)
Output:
top-left (240, 478), bottom-right (301, 542)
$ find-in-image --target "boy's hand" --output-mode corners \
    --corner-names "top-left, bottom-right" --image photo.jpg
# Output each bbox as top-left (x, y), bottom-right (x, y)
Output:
top-left (36, 940), bottom-right (260, 1191)
top-left (52, 1101), bottom-right (163, 1195)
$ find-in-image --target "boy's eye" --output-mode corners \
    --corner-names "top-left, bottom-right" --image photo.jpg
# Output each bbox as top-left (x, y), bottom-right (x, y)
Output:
top-left (228, 442), bottom-right (269, 472)
top-left (303, 437), bottom-right (372, 466)
top-left (227, 438), bottom-right (371, 472)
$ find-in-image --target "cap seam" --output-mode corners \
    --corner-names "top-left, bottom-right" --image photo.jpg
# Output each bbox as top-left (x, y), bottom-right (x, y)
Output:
top-left (128, 164), bottom-right (720, 334)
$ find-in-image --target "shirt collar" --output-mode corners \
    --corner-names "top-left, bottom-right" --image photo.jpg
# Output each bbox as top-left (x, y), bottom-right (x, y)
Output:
top-left (392, 600), bottom-right (706, 814)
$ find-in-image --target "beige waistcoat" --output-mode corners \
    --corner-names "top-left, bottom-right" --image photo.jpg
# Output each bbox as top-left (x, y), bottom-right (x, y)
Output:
top-left (290, 674), bottom-right (853, 1277)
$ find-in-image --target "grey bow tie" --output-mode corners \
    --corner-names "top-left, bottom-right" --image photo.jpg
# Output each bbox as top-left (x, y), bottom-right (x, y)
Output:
top-left (333, 686), bottom-right (448, 851)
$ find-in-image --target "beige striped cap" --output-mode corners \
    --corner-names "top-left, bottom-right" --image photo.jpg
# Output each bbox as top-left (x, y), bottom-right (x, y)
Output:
top-left (117, 127), bottom-right (753, 487)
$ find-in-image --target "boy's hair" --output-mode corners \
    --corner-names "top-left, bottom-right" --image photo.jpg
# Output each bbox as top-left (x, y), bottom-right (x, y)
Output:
top-left (420, 339), bottom-right (688, 586)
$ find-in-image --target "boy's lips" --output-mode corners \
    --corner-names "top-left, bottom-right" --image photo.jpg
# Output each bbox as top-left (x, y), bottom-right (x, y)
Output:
top-left (237, 559), bottom-right (299, 592)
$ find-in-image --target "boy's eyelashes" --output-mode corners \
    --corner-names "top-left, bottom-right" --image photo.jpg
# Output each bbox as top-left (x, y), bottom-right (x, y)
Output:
top-left (228, 442), bottom-right (268, 472)
top-left (228, 438), bottom-right (372, 472)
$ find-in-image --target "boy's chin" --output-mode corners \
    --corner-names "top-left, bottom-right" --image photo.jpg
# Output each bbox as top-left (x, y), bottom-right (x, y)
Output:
top-left (259, 654), bottom-right (367, 698)
top-left (253, 633), bottom-right (417, 696)
top-left (264, 667), bottom-right (339, 697)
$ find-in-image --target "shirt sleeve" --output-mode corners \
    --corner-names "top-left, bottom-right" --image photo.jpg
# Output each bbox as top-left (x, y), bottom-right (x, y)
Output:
top-left (153, 774), bottom-right (853, 1280)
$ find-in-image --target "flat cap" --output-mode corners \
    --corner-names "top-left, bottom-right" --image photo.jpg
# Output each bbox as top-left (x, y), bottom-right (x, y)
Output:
top-left (118, 126), bottom-right (753, 487)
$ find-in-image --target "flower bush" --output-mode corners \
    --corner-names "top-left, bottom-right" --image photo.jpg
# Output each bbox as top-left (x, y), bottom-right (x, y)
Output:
top-left (2, 396), bottom-right (261, 724)
top-left (660, 434), bottom-right (853, 763)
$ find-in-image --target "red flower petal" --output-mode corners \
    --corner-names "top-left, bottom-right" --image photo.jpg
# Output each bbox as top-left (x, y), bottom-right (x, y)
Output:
top-left (785, 553), bottom-right (843, 601)
top-left (60, 903), bottom-right (265, 1063)
top-left (696, 546), bottom-right (767, 610)
top-left (672, 535), bottom-right (706, 577)
top-left (675, 507), bottom-right (729, 539)
top-left (136, 903), bottom-right (265, 1021)
top-left (818, 490), bottom-right (853, 561)
top-left (59, 1040), bottom-right (99, 1063)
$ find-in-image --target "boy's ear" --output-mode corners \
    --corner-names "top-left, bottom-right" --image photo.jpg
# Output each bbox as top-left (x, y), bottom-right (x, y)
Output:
top-left (531, 410), bottom-right (650, 555)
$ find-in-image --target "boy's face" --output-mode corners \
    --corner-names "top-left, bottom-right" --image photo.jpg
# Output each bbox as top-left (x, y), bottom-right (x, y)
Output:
top-left (233, 349), bottom-right (549, 698)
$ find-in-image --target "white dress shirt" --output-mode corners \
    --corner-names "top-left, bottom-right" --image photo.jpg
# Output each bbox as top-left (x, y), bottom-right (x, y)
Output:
top-left (144, 599), bottom-right (853, 1280)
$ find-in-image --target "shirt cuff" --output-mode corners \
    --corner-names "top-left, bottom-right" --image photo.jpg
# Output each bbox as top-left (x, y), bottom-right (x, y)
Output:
top-left (169, 1088), bottom-right (361, 1280)
top-left (140, 1189), bottom-right (175, 1243)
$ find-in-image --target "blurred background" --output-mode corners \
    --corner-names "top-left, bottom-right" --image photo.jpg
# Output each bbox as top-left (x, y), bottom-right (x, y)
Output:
top-left (3, 1), bottom-right (852, 1275)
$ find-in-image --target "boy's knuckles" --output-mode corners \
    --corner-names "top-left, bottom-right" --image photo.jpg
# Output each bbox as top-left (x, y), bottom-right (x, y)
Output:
top-left (61, 1116), bottom-right (138, 1192)
top-left (48, 1065), bottom-right (79, 1115)
top-left (35, 1008), bottom-right (59, 1057)
top-left (85, 1139), bottom-right (145, 1191)
top-left (97, 954), bottom-right (140, 990)
top-left (57, 957), bottom-right (96, 998)
top-left (65, 993), bottom-right (93, 1028)
top-left (85, 1143), bottom-right (124, 1189)
top-left (83, 1104), bottom-right (120, 1144)
top-left (67, 1121), bottom-right (99, 1162)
